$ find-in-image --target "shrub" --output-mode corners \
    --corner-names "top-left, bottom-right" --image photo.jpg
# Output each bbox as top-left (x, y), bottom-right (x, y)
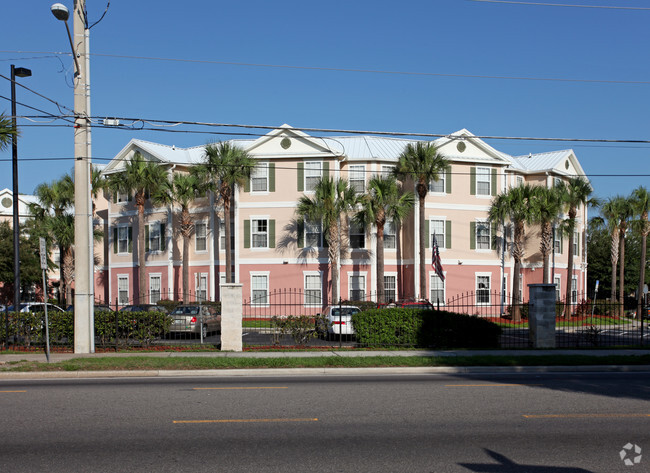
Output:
top-left (270, 315), bottom-right (318, 346)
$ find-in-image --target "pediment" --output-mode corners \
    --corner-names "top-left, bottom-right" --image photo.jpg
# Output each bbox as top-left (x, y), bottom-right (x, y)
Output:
top-left (436, 129), bottom-right (512, 165)
top-left (244, 125), bottom-right (344, 159)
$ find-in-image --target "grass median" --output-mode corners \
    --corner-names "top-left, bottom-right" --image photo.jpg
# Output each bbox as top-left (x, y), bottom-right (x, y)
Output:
top-left (1, 354), bottom-right (649, 372)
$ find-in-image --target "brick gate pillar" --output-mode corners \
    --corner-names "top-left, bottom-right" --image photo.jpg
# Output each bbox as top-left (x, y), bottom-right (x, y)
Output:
top-left (528, 284), bottom-right (556, 348)
top-left (220, 283), bottom-right (242, 352)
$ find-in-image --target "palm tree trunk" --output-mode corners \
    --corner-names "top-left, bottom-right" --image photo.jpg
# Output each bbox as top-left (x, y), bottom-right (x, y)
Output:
top-left (63, 247), bottom-right (74, 307)
top-left (619, 229), bottom-right (626, 317)
top-left (418, 195), bottom-right (426, 300)
top-left (512, 257), bottom-right (522, 323)
top-left (637, 227), bottom-right (648, 319)
top-left (610, 231), bottom-right (619, 305)
top-left (376, 224), bottom-right (385, 303)
top-left (564, 213), bottom-right (576, 319)
top-left (541, 222), bottom-right (552, 284)
top-left (328, 220), bottom-right (340, 304)
top-left (224, 194), bottom-right (232, 284)
top-left (138, 202), bottom-right (146, 304)
top-left (183, 233), bottom-right (190, 302)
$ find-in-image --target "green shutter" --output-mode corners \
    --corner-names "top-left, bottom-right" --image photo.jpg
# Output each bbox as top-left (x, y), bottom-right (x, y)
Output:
top-left (127, 226), bottom-right (133, 253)
top-left (160, 223), bottom-right (166, 251)
top-left (323, 161), bottom-right (329, 177)
top-left (297, 220), bottom-right (304, 248)
top-left (244, 220), bottom-right (250, 248)
top-left (491, 168), bottom-right (497, 196)
top-left (445, 167), bottom-right (452, 194)
top-left (470, 222), bottom-right (476, 250)
top-left (113, 192), bottom-right (117, 204)
top-left (425, 220), bottom-right (430, 248)
top-left (445, 221), bottom-right (452, 249)
top-left (491, 222), bottom-right (498, 250)
top-left (575, 232), bottom-right (579, 256)
top-left (470, 167), bottom-right (476, 195)
top-left (145, 225), bottom-right (150, 252)
top-left (297, 163), bottom-right (304, 192)
top-left (244, 177), bottom-right (250, 192)
top-left (269, 220), bottom-right (275, 248)
top-left (560, 234), bottom-right (563, 254)
top-left (113, 227), bottom-right (118, 254)
top-left (269, 163), bottom-right (275, 192)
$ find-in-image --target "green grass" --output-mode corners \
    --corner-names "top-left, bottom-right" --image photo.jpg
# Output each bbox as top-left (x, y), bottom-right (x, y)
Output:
top-left (1, 354), bottom-right (649, 372)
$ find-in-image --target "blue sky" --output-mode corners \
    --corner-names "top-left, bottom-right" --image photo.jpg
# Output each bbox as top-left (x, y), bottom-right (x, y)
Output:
top-left (1, 0), bottom-right (649, 203)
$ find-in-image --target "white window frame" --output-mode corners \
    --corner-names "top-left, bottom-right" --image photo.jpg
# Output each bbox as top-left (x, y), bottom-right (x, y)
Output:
top-left (305, 219), bottom-right (323, 248)
top-left (384, 220), bottom-right (396, 250)
top-left (571, 276), bottom-right (578, 304)
top-left (117, 225), bottom-right (130, 255)
top-left (116, 191), bottom-right (130, 204)
top-left (429, 174), bottom-right (445, 193)
top-left (430, 219), bottom-right (446, 249)
top-left (430, 273), bottom-right (446, 306)
top-left (384, 273), bottom-right (397, 303)
top-left (195, 221), bottom-right (208, 253)
top-left (304, 272), bottom-right (322, 307)
top-left (476, 273), bottom-right (491, 305)
top-left (304, 162), bottom-right (322, 192)
top-left (554, 275), bottom-right (561, 301)
top-left (251, 218), bottom-right (269, 249)
top-left (251, 272), bottom-right (269, 307)
top-left (476, 167), bottom-right (491, 196)
top-left (149, 273), bottom-right (162, 304)
top-left (118, 274), bottom-right (129, 306)
top-left (195, 272), bottom-right (208, 302)
top-left (573, 232), bottom-right (579, 256)
top-left (476, 220), bottom-right (491, 250)
top-left (349, 273), bottom-right (366, 301)
top-left (381, 165), bottom-right (393, 179)
top-left (516, 176), bottom-right (524, 187)
top-left (148, 222), bottom-right (163, 253)
top-left (349, 220), bottom-right (365, 249)
top-left (251, 162), bottom-right (269, 193)
top-left (349, 165), bottom-right (365, 193)
top-left (554, 229), bottom-right (561, 254)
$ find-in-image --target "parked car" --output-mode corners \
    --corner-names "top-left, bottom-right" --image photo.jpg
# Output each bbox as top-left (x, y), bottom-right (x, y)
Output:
top-left (378, 300), bottom-right (434, 310)
top-left (65, 304), bottom-right (112, 312)
top-left (119, 304), bottom-right (168, 313)
top-left (168, 305), bottom-right (220, 338)
top-left (7, 302), bottom-right (65, 313)
top-left (317, 305), bottom-right (360, 340)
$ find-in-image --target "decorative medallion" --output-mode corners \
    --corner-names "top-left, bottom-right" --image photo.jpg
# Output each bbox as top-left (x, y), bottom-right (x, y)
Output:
top-left (565, 160), bottom-right (570, 169)
top-left (280, 137), bottom-right (292, 149)
top-left (457, 141), bottom-right (466, 153)
top-left (1, 197), bottom-right (12, 208)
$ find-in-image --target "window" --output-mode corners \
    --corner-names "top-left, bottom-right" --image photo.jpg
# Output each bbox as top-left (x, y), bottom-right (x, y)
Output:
top-left (196, 273), bottom-right (208, 302)
top-left (349, 221), bottom-right (365, 249)
top-left (305, 219), bottom-right (322, 248)
top-left (118, 275), bottom-right (129, 305)
top-left (149, 274), bottom-right (161, 304)
top-left (573, 232), bottom-right (579, 256)
top-left (430, 220), bottom-right (445, 248)
top-left (305, 162), bottom-right (322, 192)
top-left (219, 219), bottom-right (234, 251)
top-left (252, 219), bottom-right (268, 248)
top-left (384, 275), bottom-right (396, 303)
top-left (516, 176), bottom-right (523, 187)
top-left (476, 275), bottom-right (490, 304)
top-left (381, 165), bottom-right (393, 179)
top-left (429, 175), bottom-right (445, 193)
top-left (430, 274), bottom-right (445, 306)
top-left (476, 222), bottom-right (490, 250)
top-left (251, 274), bottom-right (268, 305)
top-left (147, 222), bottom-right (163, 252)
top-left (116, 191), bottom-right (130, 204)
top-left (195, 222), bottom-right (207, 252)
top-left (554, 276), bottom-right (561, 301)
top-left (554, 229), bottom-right (562, 254)
top-left (476, 167), bottom-right (491, 196)
top-left (384, 220), bottom-right (396, 249)
top-left (571, 277), bottom-right (578, 304)
top-left (554, 177), bottom-right (563, 188)
top-left (349, 165), bottom-right (365, 193)
top-left (251, 163), bottom-right (268, 192)
top-left (350, 275), bottom-right (365, 301)
top-left (305, 274), bottom-right (321, 306)
top-left (117, 226), bottom-right (130, 254)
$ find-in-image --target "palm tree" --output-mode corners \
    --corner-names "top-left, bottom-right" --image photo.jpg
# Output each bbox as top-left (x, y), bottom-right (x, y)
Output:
top-left (594, 196), bottom-right (628, 305)
top-left (558, 177), bottom-right (595, 318)
top-left (107, 152), bottom-right (168, 303)
top-left (296, 176), bottom-right (359, 304)
top-left (0, 113), bottom-right (16, 152)
top-left (194, 142), bottom-right (257, 284)
top-left (631, 186), bottom-right (650, 318)
top-left (393, 142), bottom-right (449, 299)
top-left (153, 172), bottom-right (202, 302)
top-left (354, 175), bottom-right (415, 303)
top-left (488, 184), bottom-right (535, 322)
top-left (530, 185), bottom-right (563, 284)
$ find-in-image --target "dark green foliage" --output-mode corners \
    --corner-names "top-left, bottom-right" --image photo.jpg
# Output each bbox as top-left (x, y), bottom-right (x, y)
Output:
top-left (352, 308), bottom-right (502, 348)
top-left (340, 300), bottom-right (376, 312)
top-left (0, 222), bottom-right (45, 302)
top-left (270, 315), bottom-right (319, 345)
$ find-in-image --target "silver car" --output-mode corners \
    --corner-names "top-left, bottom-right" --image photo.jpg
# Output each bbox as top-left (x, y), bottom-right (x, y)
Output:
top-left (168, 305), bottom-right (220, 338)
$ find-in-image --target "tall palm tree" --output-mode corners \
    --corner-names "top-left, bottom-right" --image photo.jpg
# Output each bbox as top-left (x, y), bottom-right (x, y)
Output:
top-left (393, 142), bottom-right (449, 299)
top-left (194, 142), bottom-right (257, 284)
top-left (296, 176), bottom-right (359, 304)
top-left (153, 172), bottom-right (202, 302)
top-left (530, 185), bottom-right (563, 284)
top-left (0, 113), bottom-right (16, 151)
top-left (594, 196), bottom-right (628, 305)
top-left (354, 175), bottom-right (415, 303)
top-left (631, 186), bottom-right (650, 318)
top-left (558, 177), bottom-right (595, 318)
top-left (107, 152), bottom-right (168, 303)
top-left (488, 184), bottom-right (535, 322)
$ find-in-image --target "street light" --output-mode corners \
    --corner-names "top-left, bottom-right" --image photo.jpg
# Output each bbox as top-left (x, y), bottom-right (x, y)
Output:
top-left (51, 0), bottom-right (94, 353)
top-left (10, 65), bottom-right (31, 312)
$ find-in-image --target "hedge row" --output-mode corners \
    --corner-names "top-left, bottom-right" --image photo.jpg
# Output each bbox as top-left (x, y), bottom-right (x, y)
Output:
top-left (352, 308), bottom-right (502, 348)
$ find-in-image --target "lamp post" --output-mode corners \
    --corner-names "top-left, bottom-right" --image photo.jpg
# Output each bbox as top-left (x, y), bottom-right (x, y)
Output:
top-left (51, 1), bottom-right (94, 353)
top-left (10, 65), bottom-right (31, 312)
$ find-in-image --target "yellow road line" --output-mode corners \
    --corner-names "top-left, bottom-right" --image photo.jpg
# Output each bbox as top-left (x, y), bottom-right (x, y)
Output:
top-left (523, 414), bottom-right (650, 419)
top-left (0, 390), bottom-right (26, 393)
top-left (193, 387), bottom-right (288, 390)
top-left (173, 418), bottom-right (318, 424)
top-left (445, 384), bottom-right (542, 387)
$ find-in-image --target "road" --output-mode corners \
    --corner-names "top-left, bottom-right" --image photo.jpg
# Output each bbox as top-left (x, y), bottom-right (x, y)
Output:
top-left (0, 371), bottom-right (648, 472)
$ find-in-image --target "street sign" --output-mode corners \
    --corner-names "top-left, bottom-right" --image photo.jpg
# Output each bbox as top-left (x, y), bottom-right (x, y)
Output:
top-left (39, 237), bottom-right (47, 271)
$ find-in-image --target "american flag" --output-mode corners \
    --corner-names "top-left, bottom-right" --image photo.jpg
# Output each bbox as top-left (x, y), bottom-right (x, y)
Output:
top-left (431, 234), bottom-right (445, 281)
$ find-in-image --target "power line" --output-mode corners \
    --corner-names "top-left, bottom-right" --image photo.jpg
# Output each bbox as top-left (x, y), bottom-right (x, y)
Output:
top-left (469, 0), bottom-right (650, 10)
top-left (1, 50), bottom-right (649, 86)
top-left (0, 73), bottom-right (74, 115)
